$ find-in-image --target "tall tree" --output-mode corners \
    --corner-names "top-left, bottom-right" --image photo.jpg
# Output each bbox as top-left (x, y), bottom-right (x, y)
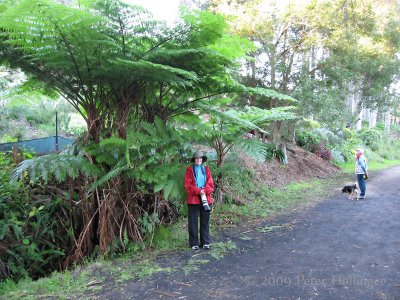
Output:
top-left (206, 0), bottom-right (400, 134)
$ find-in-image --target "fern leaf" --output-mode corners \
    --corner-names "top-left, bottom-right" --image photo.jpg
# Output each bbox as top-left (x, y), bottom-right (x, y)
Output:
top-left (88, 159), bottom-right (128, 192)
top-left (163, 180), bottom-right (175, 199)
top-left (11, 154), bottom-right (100, 184)
top-left (153, 183), bottom-right (166, 193)
top-left (235, 139), bottom-right (270, 162)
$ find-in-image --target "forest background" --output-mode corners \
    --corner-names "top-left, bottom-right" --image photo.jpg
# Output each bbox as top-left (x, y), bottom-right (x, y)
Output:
top-left (1, 0), bottom-right (400, 290)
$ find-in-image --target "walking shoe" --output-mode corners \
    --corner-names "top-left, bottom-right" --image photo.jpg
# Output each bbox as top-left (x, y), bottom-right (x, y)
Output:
top-left (203, 244), bottom-right (210, 250)
top-left (357, 195), bottom-right (365, 199)
top-left (191, 245), bottom-right (199, 250)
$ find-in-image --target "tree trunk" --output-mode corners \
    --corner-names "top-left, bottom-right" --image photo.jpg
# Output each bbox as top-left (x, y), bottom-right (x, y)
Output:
top-left (249, 48), bottom-right (257, 105)
top-left (214, 172), bottom-right (223, 203)
top-left (368, 109), bottom-right (377, 128)
top-left (98, 189), bottom-right (118, 256)
top-left (384, 109), bottom-right (391, 135)
top-left (272, 120), bottom-right (282, 144)
top-left (86, 103), bottom-right (102, 143)
top-left (356, 108), bottom-right (364, 131)
top-left (214, 148), bottom-right (225, 203)
top-left (116, 98), bottom-right (130, 139)
top-left (346, 80), bottom-right (357, 114)
top-left (287, 121), bottom-right (296, 144)
top-left (279, 143), bottom-right (288, 164)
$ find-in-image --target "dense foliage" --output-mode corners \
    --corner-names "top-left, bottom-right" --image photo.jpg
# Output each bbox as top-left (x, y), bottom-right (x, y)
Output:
top-left (0, 153), bottom-right (72, 280)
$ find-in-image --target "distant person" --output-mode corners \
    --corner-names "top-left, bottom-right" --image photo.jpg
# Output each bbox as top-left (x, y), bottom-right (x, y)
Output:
top-left (355, 148), bottom-right (368, 199)
top-left (184, 151), bottom-right (214, 250)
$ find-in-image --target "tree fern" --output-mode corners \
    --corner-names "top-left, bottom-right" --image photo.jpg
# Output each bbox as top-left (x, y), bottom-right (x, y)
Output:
top-left (125, 120), bottom-right (190, 199)
top-left (1, 0), bottom-right (293, 141)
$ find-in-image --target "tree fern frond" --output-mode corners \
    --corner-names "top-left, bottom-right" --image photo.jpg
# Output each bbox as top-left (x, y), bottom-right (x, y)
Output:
top-left (11, 159), bottom-right (35, 182)
top-left (99, 136), bottom-right (127, 148)
top-left (223, 82), bottom-right (298, 103)
top-left (235, 139), bottom-right (270, 162)
top-left (237, 106), bottom-right (298, 125)
top-left (111, 58), bottom-right (198, 87)
top-left (197, 103), bottom-right (265, 133)
top-left (247, 87), bottom-right (298, 103)
top-left (11, 154), bottom-right (101, 184)
top-left (88, 162), bottom-right (128, 192)
top-left (38, 161), bottom-right (49, 183)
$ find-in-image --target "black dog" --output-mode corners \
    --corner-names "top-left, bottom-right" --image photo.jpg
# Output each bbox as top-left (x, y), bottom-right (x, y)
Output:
top-left (342, 183), bottom-right (358, 200)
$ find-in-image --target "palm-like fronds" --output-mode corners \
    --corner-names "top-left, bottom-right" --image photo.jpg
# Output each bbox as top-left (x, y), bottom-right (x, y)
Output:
top-left (235, 138), bottom-right (270, 162)
top-left (111, 58), bottom-right (198, 87)
top-left (88, 158), bottom-right (127, 192)
top-left (11, 154), bottom-right (101, 183)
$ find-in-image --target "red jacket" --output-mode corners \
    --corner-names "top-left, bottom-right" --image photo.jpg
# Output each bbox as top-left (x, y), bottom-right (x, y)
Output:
top-left (184, 165), bottom-right (214, 205)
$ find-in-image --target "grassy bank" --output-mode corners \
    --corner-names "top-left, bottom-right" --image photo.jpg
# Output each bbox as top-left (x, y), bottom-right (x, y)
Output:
top-left (338, 159), bottom-right (400, 173)
top-left (1, 160), bottom-right (400, 299)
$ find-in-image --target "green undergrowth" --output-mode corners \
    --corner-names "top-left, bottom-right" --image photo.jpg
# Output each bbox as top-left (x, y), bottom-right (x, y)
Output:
top-left (214, 167), bottom-right (344, 223)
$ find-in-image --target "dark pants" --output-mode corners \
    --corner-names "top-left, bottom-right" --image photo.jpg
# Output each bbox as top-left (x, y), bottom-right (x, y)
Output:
top-left (188, 204), bottom-right (211, 247)
top-left (357, 174), bottom-right (366, 196)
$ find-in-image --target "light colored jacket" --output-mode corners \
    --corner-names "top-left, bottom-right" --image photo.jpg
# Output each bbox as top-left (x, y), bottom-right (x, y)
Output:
top-left (355, 155), bottom-right (368, 174)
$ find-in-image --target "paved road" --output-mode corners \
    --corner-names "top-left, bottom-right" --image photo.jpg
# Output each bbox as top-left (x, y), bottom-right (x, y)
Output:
top-left (98, 166), bottom-right (400, 300)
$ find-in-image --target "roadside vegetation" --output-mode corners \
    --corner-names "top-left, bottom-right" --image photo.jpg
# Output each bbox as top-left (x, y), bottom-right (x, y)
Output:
top-left (1, 0), bottom-right (400, 298)
top-left (1, 120), bottom-right (400, 298)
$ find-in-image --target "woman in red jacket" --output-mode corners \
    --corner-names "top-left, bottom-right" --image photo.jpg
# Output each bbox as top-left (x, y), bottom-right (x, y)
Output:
top-left (184, 151), bottom-right (214, 250)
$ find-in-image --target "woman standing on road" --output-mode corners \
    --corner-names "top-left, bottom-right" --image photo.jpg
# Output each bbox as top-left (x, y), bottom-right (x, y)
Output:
top-left (184, 151), bottom-right (214, 250)
top-left (355, 148), bottom-right (368, 199)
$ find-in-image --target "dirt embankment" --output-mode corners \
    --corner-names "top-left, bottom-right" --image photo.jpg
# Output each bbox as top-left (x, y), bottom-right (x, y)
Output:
top-left (238, 145), bottom-right (341, 188)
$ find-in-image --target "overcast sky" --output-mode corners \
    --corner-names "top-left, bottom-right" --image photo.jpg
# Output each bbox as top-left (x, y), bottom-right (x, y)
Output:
top-left (122, 0), bottom-right (180, 23)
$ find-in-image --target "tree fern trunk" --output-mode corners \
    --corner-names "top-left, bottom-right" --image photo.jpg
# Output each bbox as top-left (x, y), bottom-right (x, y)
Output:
top-left (214, 172), bottom-right (223, 203)
top-left (68, 177), bottom-right (97, 266)
top-left (214, 151), bottom-right (225, 203)
top-left (98, 190), bottom-right (117, 255)
top-left (115, 96), bottom-right (131, 139)
top-left (272, 120), bottom-right (282, 144)
top-left (87, 104), bottom-right (102, 143)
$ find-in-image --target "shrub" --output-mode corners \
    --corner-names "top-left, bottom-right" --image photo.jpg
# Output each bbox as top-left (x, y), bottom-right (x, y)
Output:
top-left (26, 105), bottom-right (56, 125)
top-left (262, 143), bottom-right (287, 163)
top-left (312, 128), bottom-right (342, 147)
top-left (374, 138), bottom-right (400, 160)
top-left (375, 122), bottom-right (385, 130)
top-left (359, 128), bottom-right (382, 151)
top-left (314, 145), bottom-right (332, 161)
top-left (0, 134), bottom-right (17, 143)
top-left (295, 130), bottom-right (321, 152)
top-left (331, 148), bottom-right (345, 164)
top-left (0, 153), bottom-right (71, 281)
top-left (221, 162), bottom-right (257, 202)
top-left (7, 106), bottom-right (26, 120)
